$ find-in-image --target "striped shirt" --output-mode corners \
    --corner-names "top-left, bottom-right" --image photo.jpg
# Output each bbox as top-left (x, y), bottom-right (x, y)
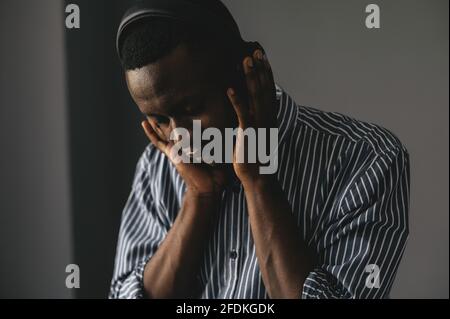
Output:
top-left (109, 84), bottom-right (410, 299)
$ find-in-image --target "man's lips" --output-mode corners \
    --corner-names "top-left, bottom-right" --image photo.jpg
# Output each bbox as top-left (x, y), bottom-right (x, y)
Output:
top-left (182, 147), bottom-right (217, 166)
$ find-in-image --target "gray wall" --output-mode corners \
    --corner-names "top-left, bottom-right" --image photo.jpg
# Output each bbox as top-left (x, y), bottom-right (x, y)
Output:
top-left (63, 0), bottom-right (146, 299)
top-left (222, 0), bottom-right (449, 298)
top-left (0, 0), bottom-right (73, 298)
top-left (0, 0), bottom-right (447, 299)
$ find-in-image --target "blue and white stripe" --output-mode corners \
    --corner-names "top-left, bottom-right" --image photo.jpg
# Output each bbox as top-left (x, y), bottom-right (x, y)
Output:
top-left (109, 85), bottom-right (410, 299)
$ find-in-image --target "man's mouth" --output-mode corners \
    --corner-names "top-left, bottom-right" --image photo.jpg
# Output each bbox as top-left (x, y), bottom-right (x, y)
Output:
top-left (182, 147), bottom-right (217, 167)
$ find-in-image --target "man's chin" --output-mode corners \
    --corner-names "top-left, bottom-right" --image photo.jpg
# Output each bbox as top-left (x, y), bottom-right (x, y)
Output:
top-left (204, 161), bottom-right (229, 169)
top-left (191, 157), bottom-right (230, 170)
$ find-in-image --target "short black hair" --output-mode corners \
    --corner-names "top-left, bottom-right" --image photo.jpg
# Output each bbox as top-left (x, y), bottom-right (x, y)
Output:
top-left (119, 0), bottom-right (242, 70)
top-left (120, 18), bottom-right (203, 70)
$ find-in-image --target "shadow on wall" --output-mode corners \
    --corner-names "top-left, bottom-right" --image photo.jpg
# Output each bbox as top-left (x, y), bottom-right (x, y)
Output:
top-left (64, 0), bottom-right (147, 298)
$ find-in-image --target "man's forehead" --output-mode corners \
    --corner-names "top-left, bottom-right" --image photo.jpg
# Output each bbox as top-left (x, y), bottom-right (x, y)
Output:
top-left (126, 68), bottom-right (202, 114)
top-left (125, 45), bottom-right (212, 112)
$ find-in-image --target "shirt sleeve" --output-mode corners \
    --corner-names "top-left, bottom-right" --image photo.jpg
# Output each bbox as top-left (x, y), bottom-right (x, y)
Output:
top-left (302, 145), bottom-right (410, 299)
top-left (109, 147), bottom-right (167, 299)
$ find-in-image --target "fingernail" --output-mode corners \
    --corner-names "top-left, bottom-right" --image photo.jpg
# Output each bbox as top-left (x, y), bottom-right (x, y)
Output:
top-left (228, 88), bottom-right (235, 96)
top-left (247, 57), bottom-right (254, 68)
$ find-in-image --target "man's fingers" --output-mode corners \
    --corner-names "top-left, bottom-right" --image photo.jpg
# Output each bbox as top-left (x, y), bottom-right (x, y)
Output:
top-left (252, 49), bottom-right (277, 114)
top-left (253, 49), bottom-right (269, 88)
top-left (243, 56), bottom-right (262, 112)
top-left (141, 120), bottom-right (167, 151)
top-left (262, 53), bottom-right (276, 96)
top-left (227, 88), bottom-right (248, 128)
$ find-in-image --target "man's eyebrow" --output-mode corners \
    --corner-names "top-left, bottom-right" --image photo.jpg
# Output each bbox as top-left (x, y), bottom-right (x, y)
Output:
top-left (167, 93), bottom-right (202, 115)
top-left (173, 94), bottom-right (200, 108)
top-left (142, 93), bottom-right (201, 118)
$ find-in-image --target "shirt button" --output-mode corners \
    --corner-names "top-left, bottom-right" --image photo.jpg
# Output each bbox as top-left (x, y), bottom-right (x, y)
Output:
top-left (230, 249), bottom-right (238, 260)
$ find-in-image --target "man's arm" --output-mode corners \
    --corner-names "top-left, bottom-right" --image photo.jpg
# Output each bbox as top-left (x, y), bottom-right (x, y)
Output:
top-left (300, 146), bottom-right (410, 299)
top-left (139, 120), bottom-right (229, 299)
top-left (243, 176), bottom-right (314, 299)
top-left (227, 49), bottom-right (314, 298)
top-left (142, 190), bottom-right (219, 298)
top-left (226, 48), bottom-right (409, 299)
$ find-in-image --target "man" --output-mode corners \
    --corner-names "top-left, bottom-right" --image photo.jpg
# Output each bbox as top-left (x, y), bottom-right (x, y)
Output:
top-left (110, 0), bottom-right (409, 299)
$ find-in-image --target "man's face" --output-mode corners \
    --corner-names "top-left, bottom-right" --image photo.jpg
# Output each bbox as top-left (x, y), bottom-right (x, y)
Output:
top-left (126, 43), bottom-right (238, 153)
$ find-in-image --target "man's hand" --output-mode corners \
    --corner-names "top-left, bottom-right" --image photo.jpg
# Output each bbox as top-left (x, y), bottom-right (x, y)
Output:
top-left (141, 119), bottom-right (225, 298)
top-left (226, 48), bottom-right (278, 185)
top-left (142, 120), bottom-right (228, 196)
top-left (227, 49), bottom-right (313, 298)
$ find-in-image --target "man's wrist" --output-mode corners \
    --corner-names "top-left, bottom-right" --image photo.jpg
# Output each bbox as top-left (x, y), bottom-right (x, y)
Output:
top-left (185, 187), bottom-right (222, 200)
top-left (241, 175), bottom-right (278, 192)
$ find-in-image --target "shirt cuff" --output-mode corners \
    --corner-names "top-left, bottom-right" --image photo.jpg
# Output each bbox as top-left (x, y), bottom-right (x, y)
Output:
top-left (109, 259), bottom-right (148, 299)
top-left (301, 268), bottom-right (352, 299)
